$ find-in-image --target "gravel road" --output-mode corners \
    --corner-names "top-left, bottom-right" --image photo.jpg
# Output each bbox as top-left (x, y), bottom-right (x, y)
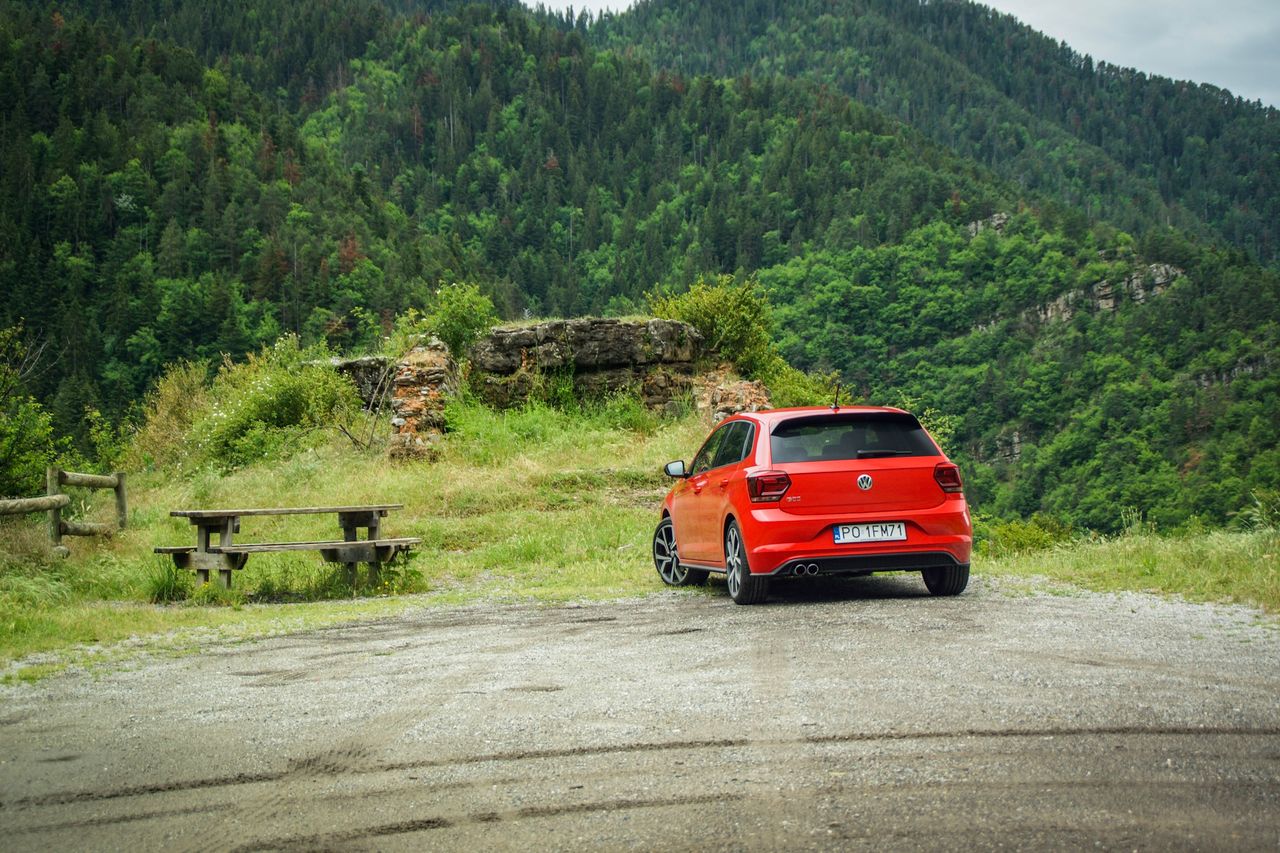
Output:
top-left (2, 574), bottom-right (1278, 851)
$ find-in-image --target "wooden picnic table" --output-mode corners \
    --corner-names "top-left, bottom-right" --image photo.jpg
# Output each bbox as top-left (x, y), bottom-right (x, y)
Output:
top-left (155, 505), bottom-right (420, 589)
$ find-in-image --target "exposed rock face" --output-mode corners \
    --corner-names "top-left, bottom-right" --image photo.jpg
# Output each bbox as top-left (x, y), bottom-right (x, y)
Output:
top-left (1194, 354), bottom-right (1274, 389)
top-left (995, 429), bottom-right (1024, 463)
top-left (360, 319), bottom-right (770, 459)
top-left (471, 318), bottom-right (700, 373)
top-left (331, 356), bottom-right (393, 409)
top-left (976, 262), bottom-right (1185, 333)
top-left (469, 318), bottom-right (704, 410)
top-left (696, 368), bottom-right (772, 422)
top-left (966, 212), bottom-right (1010, 237)
top-left (387, 340), bottom-right (458, 460)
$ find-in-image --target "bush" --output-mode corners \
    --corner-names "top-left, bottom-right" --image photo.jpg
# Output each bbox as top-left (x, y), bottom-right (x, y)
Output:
top-left (758, 361), bottom-right (834, 408)
top-left (189, 336), bottom-right (360, 470)
top-left (126, 361), bottom-right (210, 471)
top-left (650, 275), bottom-right (832, 407)
top-left (0, 326), bottom-right (57, 497)
top-left (0, 395), bottom-right (56, 498)
top-left (649, 274), bottom-right (777, 377)
top-left (1240, 489), bottom-right (1280, 532)
top-left (976, 513), bottom-right (1074, 558)
top-left (424, 283), bottom-right (500, 359)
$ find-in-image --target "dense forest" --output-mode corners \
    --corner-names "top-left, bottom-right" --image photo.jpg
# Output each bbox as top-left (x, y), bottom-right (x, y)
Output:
top-left (1, 0), bottom-right (1277, 533)
top-left (593, 0), bottom-right (1280, 262)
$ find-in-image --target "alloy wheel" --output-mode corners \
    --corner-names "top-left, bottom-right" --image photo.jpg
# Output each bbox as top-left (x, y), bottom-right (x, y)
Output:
top-left (725, 524), bottom-right (743, 598)
top-left (653, 518), bottom-right (688, 585)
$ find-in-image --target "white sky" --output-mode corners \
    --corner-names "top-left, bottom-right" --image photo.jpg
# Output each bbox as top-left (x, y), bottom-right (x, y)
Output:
top-left (531, 0), bottom-right (1280, 107)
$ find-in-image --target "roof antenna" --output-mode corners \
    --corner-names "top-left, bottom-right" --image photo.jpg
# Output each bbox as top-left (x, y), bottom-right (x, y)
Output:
top-left (831, 382), bottom-right (841, 411)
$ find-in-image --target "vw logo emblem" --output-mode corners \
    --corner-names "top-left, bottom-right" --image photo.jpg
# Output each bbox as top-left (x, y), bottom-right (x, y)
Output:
top-left (857, 474), bottom-right (873, 491)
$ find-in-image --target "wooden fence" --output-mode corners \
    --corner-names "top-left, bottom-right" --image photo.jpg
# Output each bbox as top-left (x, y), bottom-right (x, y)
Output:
top-left (0, 467), bottom-right (127, 555)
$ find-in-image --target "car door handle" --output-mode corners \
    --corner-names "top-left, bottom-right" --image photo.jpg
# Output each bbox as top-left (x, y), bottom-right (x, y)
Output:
top-left (718, 478), bottom-right (729, 488)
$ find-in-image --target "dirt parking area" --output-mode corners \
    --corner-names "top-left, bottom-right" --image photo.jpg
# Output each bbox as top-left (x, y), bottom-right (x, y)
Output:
top-left (2, 574), bottom-right (1279, 851)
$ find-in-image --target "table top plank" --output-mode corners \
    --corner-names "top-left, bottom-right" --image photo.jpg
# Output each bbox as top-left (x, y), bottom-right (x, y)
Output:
top-left (171, 505), bottom-right (403, 519)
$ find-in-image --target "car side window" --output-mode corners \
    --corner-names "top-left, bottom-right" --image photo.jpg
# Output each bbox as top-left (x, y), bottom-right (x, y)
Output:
top-left (711, 422), bottom-right (754, 469)
top-left (689, 426), bottom-right (727, 475)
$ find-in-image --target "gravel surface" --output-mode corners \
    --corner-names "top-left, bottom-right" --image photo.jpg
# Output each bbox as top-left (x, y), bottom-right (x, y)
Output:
top-left (2, 574), bottom-right (1278, 851)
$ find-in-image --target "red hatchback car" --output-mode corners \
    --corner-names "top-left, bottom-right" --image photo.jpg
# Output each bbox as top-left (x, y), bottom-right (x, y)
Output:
top-left (653, 406), bottom-right (972, 604)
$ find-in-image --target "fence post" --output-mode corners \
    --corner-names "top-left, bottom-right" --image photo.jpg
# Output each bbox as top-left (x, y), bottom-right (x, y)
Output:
top-left (114, 471), bottom-right (128, 530)
top-left (47, 466), bottom-right (69, 557)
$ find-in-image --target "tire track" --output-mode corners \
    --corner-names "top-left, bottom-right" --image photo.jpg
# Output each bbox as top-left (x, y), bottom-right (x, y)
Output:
top-left (7, 725), bottom-right (1278, 809)
top-left (231, 793), bottom-right (726, 852)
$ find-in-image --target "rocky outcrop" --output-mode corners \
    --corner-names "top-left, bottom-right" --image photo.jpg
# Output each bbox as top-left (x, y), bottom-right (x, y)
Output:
top-left (697, 373), bottom-right (771, 422)
top-left (355, 318), bottom-right (773, 459)
top-left (387, 340), bottom-right (458, 460)
top-left (469, 318), bottom-right (704, 410)
top-left (976, 262), bottom-right (1185, 333)
top-left (966, 212), bottom-right (1010, 237)
top-left (331, 356), bottom-right (393, 409)
top-left (471, 318), bottom-right (700, 373)
top-left (1193, 354), bottom-right (1274, 389)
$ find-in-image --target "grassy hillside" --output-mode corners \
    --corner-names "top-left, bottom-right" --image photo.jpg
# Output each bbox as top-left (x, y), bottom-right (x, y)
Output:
top-left (0, 393), bottom-right (707, 668)
top-left (1, 366), bottom-right (1276, 674)
top-left (3, 0), bottom-right (1276, 533)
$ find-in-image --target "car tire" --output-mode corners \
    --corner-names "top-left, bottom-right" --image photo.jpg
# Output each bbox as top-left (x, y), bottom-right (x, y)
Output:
top-left (653, 518), bottom-right (708, 587)
top-left (922, 564), bottom-right (970, 596)
top-left (724, 520), bottom-right (769, 605)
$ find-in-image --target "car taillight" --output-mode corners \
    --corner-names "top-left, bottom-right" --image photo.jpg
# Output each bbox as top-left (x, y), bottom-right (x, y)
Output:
top-left (747, 470), bottom-right (791, 503)
top-left (934, 462), bottom-right (963, 493)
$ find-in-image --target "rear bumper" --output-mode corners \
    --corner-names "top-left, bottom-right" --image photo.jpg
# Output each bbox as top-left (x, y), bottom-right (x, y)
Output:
top-left (770, 552), bottom-right (966, 577)
top-left (743, 500), bottom-right (972, 575)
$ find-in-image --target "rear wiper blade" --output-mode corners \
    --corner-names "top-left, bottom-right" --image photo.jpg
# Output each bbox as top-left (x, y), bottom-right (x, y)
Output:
top-left (856, 449), bottom-right (912, 458)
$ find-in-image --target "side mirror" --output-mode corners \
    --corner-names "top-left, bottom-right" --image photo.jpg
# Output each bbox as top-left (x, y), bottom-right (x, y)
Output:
top-left (664, 460), bottom-right (688, 478)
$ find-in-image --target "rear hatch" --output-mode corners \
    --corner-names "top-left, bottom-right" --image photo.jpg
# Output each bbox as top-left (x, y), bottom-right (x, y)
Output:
top-left (768, 413), bottom-right (945, 515)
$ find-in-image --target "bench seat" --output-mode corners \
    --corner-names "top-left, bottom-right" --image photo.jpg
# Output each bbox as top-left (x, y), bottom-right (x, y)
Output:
top-left (207, 537), bottom-right (421, 554)
top-left (153, 545), bottom-right (197, 554)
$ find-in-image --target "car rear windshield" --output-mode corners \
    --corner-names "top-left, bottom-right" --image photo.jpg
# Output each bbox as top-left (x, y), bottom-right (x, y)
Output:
top-left (769, 413), bottom-right (941, 463)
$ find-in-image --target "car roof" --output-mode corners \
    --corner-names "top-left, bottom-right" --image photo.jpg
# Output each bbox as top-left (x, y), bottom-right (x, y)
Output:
top-left (728, 406), bottom-right (911, 427)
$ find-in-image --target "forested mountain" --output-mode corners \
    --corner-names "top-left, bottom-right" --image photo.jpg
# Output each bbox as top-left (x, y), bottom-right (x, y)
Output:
top-left (1, 0), bottom-right (1277, 531)
top-left (0, 0), bottom-right (1003, 418)
top-left (592, 0), bottom-right (1280, 262)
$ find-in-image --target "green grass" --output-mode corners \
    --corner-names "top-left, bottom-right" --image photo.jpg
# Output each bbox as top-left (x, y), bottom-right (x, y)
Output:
top-left (978, 528), bottom-right (1280, 612)
top-left (2, 397), bottom-right (1276, 674)
top-left (0, 400), bottom-right (707, 668)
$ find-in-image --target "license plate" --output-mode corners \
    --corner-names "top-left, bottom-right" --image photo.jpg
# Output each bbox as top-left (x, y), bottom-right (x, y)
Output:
top-left (833, 522), bottom-right (906, 544)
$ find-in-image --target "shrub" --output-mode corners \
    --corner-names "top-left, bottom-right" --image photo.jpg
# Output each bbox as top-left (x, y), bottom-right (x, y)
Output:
top-left (650, 275), bottom-right (832, 407)
top-left (0, 326), bottom-right (57, 497)
top-left (1239, 489), bottom-right (1280, 532)
top-left (0, 395), bottom-right (56, 498)
top-left (424, 283), bottom-right (500, 359)
top-left (759, 361), bottom-right (834, 408)
top-left (976, 513), bottom-right (1074, 558)
top-left (649, 274), bottom-right (776, 377)
top-left (189, 336), bottom-right (360, 470)
top-left (125, 360), bottom-right (210, 471)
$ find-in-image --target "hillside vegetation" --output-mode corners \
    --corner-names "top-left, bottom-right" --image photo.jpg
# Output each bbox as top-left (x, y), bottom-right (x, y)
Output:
top-left (1, 0), bottom-right (1277, 538)
top-left (593, 0), bottom-right (1280, 260)
top-left (1, 352), bottom-right (1275, 672)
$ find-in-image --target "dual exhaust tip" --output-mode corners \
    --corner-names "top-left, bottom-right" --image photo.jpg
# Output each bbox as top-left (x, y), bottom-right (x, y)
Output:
top-left (793, 563), bottom-right (821, 576)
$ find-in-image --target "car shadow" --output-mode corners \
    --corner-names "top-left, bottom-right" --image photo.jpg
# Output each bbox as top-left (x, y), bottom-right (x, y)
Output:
top-left (751, 572), bottom-right (932, 604)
